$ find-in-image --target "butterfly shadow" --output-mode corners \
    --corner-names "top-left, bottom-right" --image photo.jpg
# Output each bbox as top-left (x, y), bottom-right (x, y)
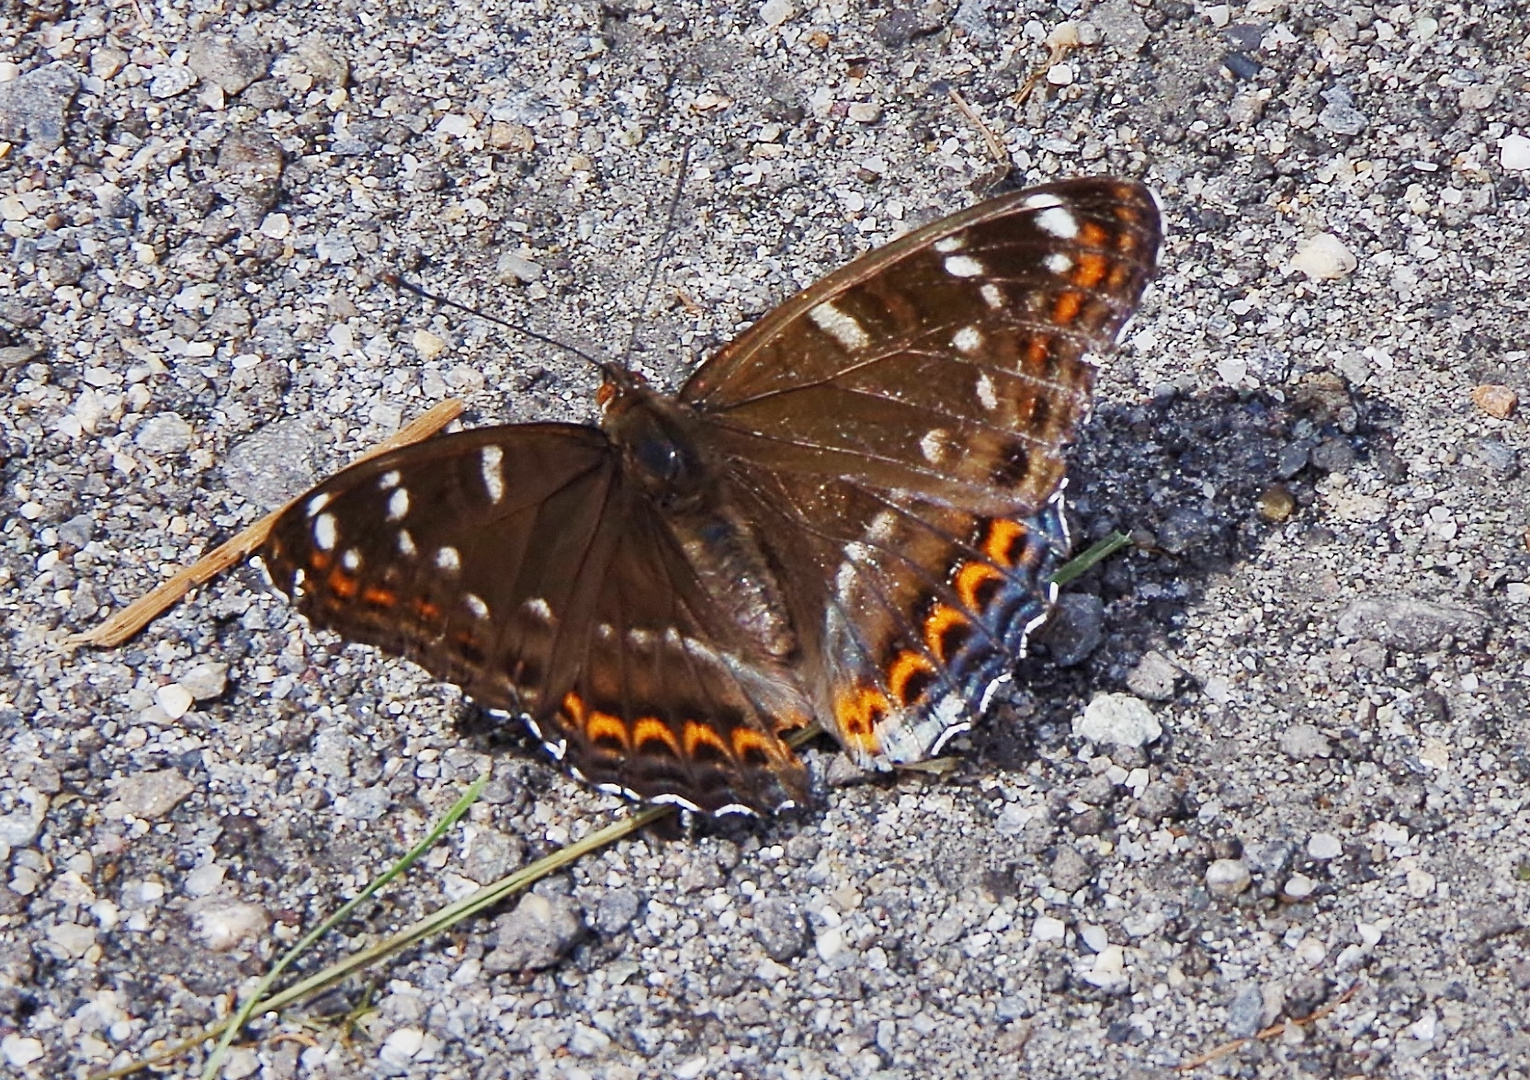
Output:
top-left (972, 373), bottom-right (1401, 775)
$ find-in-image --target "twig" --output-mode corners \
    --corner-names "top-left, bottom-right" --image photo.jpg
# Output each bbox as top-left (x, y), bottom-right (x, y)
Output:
top-left (1174, 983), bottom-right (1361, 1070)
top-left (68, 400), bottom-right (463, 648)
top-left (947, 87), bottom-right (1008, 164)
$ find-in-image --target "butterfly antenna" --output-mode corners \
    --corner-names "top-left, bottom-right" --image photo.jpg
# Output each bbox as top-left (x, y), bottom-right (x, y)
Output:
top-left (621, 139), bottom-right (694, 365)
top-left (383, 273), bottom-right (609, 375)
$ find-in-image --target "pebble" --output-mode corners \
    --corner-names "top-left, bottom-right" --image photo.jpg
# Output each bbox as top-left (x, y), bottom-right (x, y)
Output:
top-left (1335, 596), bottom-right (1487, 652)
top-left (0, 62), bottom-right (78, 150)
top-left (188, 34), bottom-right (272, 94)
top-left (483, 893), bottom-right (585, 973)
top-left (1075, 693), bottom-right (1162, 748)
top-left (1470, 384), bottom-right (1518, 420)
top-left (1226, 983), bottom-right (1264, 1037)
top-left (1282, 873), bottom-right (1316, 900)
top-left (1205, 859), bottom-right (1252, 898)
top-left (1031, 915), bottom-right (1067, 942)
top-left (1125, 651), bottom-right (1181, 701)
top-left (154, 683), bottom-right (195, 720)
top-left (1, 1035), bottom-right (44, 1067)
top-left (1041, 593), bottom-right (1104, 666)
top-left (179, 662), bottom-right (230, 701)
top-left (1308, 833), bottom-right (1344, 860)
top-left (1316, 85), bottom-right (1367, 135)
top-left (1049, 846), bottom-right (1094, 893)
top-left (1289, 233), bottom-right (1358, 280)
top-left (568, 1023), bottom-right (611, 1056)
top-left (104, 769), bottom-right (195, 821)
top-left (1256, 483), bottom-right (1295, 522)
top-left (133, 413), bottom-right (195, 456)
top-left (193, 900), bottom-right (270, 950)
top-left (1278, 723), bottom-right (1331, 760)
top-left (759, 0), bottom-right (796, 28)
top-left (1500, 133), bottom-right (1530, 171)
top-left (381, 1027), bottom-right (425, 1063)
top-left (752, 897), bottom-right (808, 962)
top-left (222, 418), bottom-right (321, 509)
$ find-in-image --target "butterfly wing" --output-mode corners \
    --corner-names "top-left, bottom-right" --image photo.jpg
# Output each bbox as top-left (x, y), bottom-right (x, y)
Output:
top-left (262, 424), bottom-right (806, 813)
top-left (682, 178), bottom-right (1162, 768)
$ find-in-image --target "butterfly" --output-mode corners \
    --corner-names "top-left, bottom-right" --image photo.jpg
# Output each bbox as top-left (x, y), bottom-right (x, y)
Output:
top-left (261, 177), bottom-right (1162, 815)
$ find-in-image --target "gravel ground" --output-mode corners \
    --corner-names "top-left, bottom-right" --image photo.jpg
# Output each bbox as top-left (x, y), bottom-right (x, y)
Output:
top-left (3, 0), bottom-right (1529, 1077)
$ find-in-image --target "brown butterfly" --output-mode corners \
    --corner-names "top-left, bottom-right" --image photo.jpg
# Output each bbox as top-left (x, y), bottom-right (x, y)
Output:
top-left (261, 178), bottom-right (1162, 814)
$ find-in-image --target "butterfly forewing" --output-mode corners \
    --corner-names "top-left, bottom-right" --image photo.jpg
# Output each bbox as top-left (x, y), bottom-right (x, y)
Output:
top-left (686, 178), bottom-right (1161, 769)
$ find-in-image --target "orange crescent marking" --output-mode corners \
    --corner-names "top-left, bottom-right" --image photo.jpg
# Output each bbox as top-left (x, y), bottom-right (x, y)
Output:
top-left (955, 560), bottom-right (1003, 611)
top-left (982, 518), bottom-right (1027, 567)
top-left (683, 719), bottom-right (732, 759)
top-left (923, 604), bottom-right (970, 662)
top-left (1026, 335), bottom-right (1051, 369)
top-left (309, 551), bottom-right (333, 572)
top-left (729, 726), bottom-right (776, 764)
top-left (833, 685), bottom-right (890, 746)
top-left (413, 597), bottom-right (441, 622)
top-left (561, 691), bottom-right (585, 722)
top-left (361, 585), bottom-right (397, 607)
top-left (887, 650), bottom-right (936, 706)
top-left (585, 711), bottom-right (629, 749)
top-left (1072, 251), bottom-right (1109, 289)
top-left (1079, 220), bottom-right (1109, 247)
top-left (632, 716), bottom-right (681, 757)
top-left (1052, 291), bottom-right (1083, 326)
top-left (325, 570), bottom-right (358, 599)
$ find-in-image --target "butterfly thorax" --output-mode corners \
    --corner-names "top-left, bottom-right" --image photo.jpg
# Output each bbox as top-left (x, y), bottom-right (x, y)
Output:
top-left (602, 378), bottom-right (799, 663)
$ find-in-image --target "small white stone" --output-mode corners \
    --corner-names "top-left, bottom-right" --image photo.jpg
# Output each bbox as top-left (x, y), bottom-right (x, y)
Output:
top-left (1283, 873), bottom-right (1316, 900)
top-left (760, 0), bottom-right (797, 28)
top-left (1032, 915), bottom-right (1067, 942)
top-left (1205, 4), bottom-right (1231, 27)
top-left (194, 900), bottom-right (270, 951)
top-left (259, 212), bottom-right (291, 239)
top-left (1045, 62), bottom-right (1074, 86)
top-left (154, 683), bottom-right (194, 720)
top-left (1406, 868), bottom-right (1437, 898)
top-left (1206, 859), bottom-right (1252, 898)
top-left (847, 102), bottom-right (882, 124)
top-left (184, 862), bottom-right (227, 898)
top-left (1407, 1009), bottom-right (1438, 1041)
top-left (2, 1035), bottom-right (45, 1067)
top-left (1498, 133), bottom-right (1530, 172)
top-left (412, 328), bottom-right (448, 360)
top-left (1288, 233), bottom-right (1358, 281)
top-left (815, 925), bottom-right (845, 961)
top-left (381, 1027), bottom-right (425, 1063)
top-left (1074, 693), bottom-right (1162, 748)
top-left (1080, 924), bottom-right (1109, 952)
top-left (1307, 833), bottom-right (1343, 860)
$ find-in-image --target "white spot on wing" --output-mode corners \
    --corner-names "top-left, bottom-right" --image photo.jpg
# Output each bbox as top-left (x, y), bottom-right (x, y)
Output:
top-left (976, 372), bottom-right (999, 411)
top-left (464, 593), bottom-right (489, 619)
top-left (480, 445), bottom-right (505, 504)
top-left (865, 510), bottom-right (899, 543)
top-left (1046, 252), bottom-right (1074, 275)
top-left (933, 234), bottom-right (966, 253)
top-left (397, 529), bottom-right (417, 557)
top-left (341, 548), bottom-right (361, 571)
top-left (377, 470), bottom-right (401, 491)
top-left (943, 254), bottom-right (984, 278)
top-left (981, 283), bottom-right (1004, 309)
top-left (919, 429), bottom-right (948, 464)
top-left (305, 492), bottom-right (334, 518)
top-left (522, 597), bottom-right (553, 622)
top-left (1021, 192), bottom-right (1064, 210)
top-left (807, 301), bottom-right (870, 351)
top-left (386, 487), bottom-right (409, 522)
top-left (313, 513), bottom-right (337, 551)
top-left (435, 546), bottom-right (461, 573)
top-left (952, 326), bottom-right (982, 354)
top-left (1035, 206), bottom-right (1079, 239)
